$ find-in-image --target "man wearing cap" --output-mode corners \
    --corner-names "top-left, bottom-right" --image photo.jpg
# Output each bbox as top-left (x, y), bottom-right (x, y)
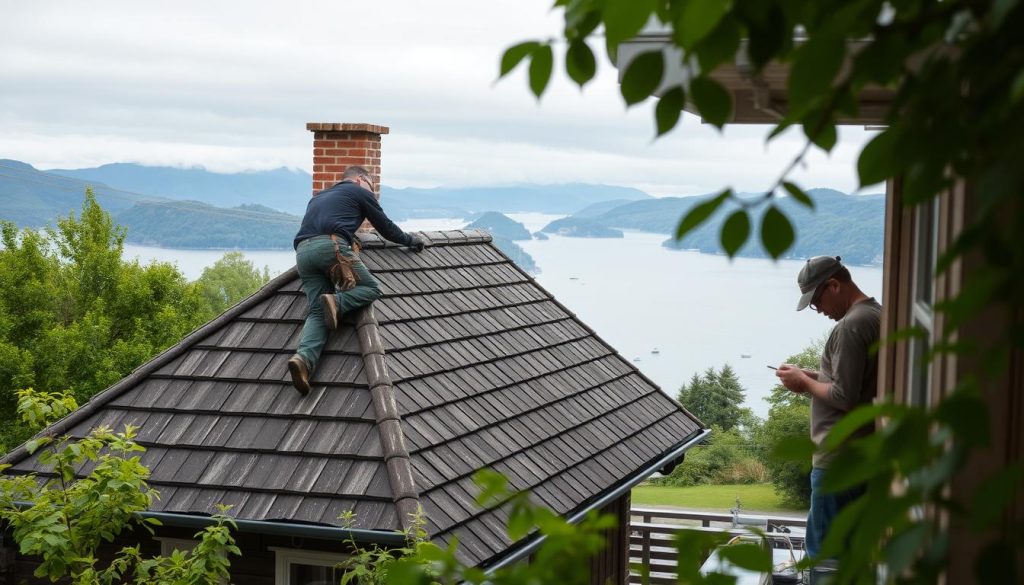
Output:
top-left (775, 256), bottom-right (882, 565)
top-left (288, 165), bottom-right (425, 395)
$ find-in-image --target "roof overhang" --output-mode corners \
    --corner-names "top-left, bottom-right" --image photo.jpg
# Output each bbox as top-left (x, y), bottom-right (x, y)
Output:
top-left (484, 426), bottom-right (712, 573)
top-left (617, 24), bottom-right (893, 125)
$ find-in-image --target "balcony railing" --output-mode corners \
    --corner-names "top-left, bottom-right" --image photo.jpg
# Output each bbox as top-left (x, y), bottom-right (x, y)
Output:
top-left (629, 507), bottom-right (807, 584)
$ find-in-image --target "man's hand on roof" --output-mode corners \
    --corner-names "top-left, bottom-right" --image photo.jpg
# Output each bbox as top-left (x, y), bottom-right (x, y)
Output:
top-left (408, 235), bottom-right (426, 253)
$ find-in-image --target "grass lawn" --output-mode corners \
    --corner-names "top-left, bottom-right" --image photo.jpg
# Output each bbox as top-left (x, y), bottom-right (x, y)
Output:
top-left (632, 483), bottom-right (804, 514)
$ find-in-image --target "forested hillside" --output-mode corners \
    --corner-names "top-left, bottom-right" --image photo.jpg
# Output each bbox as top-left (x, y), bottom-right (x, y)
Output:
top-left (589, 189), bottom-right (884, 264)
top-left (116, 200), bottom-right (301, 249)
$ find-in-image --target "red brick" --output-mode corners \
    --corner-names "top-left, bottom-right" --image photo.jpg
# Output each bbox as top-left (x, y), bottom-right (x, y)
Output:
top-left (348, 149), bottom-right (367, 157)
top-left (313, 140), bottom-right (336, 149)
top-left (324, 148), bottom-right (349, 157)
top-left (322, 164), bottom-right (346, 173)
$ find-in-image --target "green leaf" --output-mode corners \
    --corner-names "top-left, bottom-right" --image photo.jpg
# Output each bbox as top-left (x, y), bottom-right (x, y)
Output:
top-left (655, 86), bottom-right (685, 137)
top-left (935, 390), bottom-right (990, 448)
top-left (566, 40), bottom-right (597, 87)
top-left (529, 44), bottom-right (554, 98)
top-left (782, 182), bottom-right (814, 208)
top-left (603, 0), bottom-right (656, 46)
top-left (788, 35), bottom-right (845, 114)
top-left (507, 502), bottom-right (534, 540)
top-left (822, 403), bottom-right (903, 451)
top-left (971, 465), bottom-right (1023, 529)
top-left (759, 205), bottom-right (794, 258)
top-left (621, 51), bottom-right (664, 105)
top-left (677, 0), bottom-right (730, 50)
top-left (500, 41), bottom-right (540, 77)
top-left (770, 434), bottom-right (815, 465)
top-left (694, 15), bottom-right (742, 72)
top-left (858, 128), bottom-right (900, 186)
top-left (720, 210), bottom-right (750, 257)
top-left (805, 119), bottom-right (837, 152)
top-left (689, 76), bottom-right (732, 128)
top-left (675, 190), bottom-right (730, 240)
top-left (718, 542), bottom-right (772, 571)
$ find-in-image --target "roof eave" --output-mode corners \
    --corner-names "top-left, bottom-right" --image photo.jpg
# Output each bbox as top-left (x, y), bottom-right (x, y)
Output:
top-left (483, 426), bottom-right (712, 573)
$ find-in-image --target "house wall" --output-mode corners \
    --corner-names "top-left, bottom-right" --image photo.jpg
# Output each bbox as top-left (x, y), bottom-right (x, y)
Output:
top-left (880, 178), bottom-right (1024, 584)
top-left (0, 525), bottom-right (353, 585)
top-left (589, 492), bottom-right (631, 585)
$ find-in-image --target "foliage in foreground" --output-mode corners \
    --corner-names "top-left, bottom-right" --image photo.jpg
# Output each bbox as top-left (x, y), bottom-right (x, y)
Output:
top-left (500, 0), bottom-right (1024, 581)
top-left (0, 191), bottom-right (269, 452)
top-left (0, 388), bottom-right (239, 583)
top-left (347, 470), bottom-right (772, 585)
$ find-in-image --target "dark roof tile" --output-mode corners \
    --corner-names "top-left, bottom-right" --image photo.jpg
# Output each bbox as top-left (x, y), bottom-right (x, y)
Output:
top-left (3, 233), bottom-right (704, 569)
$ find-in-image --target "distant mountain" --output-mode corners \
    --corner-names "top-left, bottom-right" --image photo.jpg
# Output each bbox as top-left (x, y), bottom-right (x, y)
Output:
top-left (541, 217), bottom-right (624, 238)
top-left (586, 188), bottom-right (885, 264)
top-left (0, 159), bottom-right (167, 227)
top-left (116, 200), bottom-right (301, 249)
top-left (382, 183), bottom-right (651, 215)
top-left (570, 198), bottom-right (641, 219)
top-left (464, 212), bottom-right (532, 241)
top-left (51, 163), bottom-right (313, 215)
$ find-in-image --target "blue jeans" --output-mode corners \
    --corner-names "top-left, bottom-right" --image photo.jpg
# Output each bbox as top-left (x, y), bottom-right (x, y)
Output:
top-left (294, 236), bottom-right (381, 372)
top-left (807, 467), bottom-right (865, 561)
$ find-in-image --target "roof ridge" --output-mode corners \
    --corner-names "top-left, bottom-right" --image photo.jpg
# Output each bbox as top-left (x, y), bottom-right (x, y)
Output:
top-left (353, 304), bottom-right (421, 531)
top-left (0, 266), bottom-right (301, 467)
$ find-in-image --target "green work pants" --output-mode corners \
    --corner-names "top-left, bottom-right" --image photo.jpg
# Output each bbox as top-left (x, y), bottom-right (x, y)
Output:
top-left (294, 236), bottom-right (381, 372)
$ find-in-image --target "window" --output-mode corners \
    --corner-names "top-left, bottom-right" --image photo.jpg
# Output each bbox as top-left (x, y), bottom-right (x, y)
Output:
top-left (271, 547), bottom-right (348, 585)
top-left (907, 198), bottom-right (939, 407)
top-left (156, 537), bottom-right (199, 557)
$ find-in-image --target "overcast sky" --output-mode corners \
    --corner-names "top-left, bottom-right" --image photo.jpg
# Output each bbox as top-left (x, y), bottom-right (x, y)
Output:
top-left (1, 1), bottom-right (878, 196)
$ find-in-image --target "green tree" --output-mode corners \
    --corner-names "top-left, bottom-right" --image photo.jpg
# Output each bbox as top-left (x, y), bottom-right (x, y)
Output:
top-left (676, 363), bottom-right (751, 431)
top-left (656, 425), bottom-right (765, 487)
top-left (0, 192), bottom-right (208, 451)
top-left (504, 1), bottom-right (1023, 580)
top-left (0, 388), bottom-right (239, 583)
top-left (196, 251), bottom-right (271, 316)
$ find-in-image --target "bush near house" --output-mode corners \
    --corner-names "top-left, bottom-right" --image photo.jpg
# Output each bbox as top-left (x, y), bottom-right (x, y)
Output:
top-left (0, 191), bottom-right (269, 452)
top-left (0, 388), bottom-right (239, 583)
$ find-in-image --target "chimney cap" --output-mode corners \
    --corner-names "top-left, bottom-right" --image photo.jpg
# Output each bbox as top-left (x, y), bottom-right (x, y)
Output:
top-left (306, 122), bottom-right (389, 134)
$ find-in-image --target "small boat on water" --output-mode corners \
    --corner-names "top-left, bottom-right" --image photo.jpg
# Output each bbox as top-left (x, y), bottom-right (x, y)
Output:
top-left (740, 353), bottom-right (752, 359)
top-left (651, 348), bottom-right (660, 354)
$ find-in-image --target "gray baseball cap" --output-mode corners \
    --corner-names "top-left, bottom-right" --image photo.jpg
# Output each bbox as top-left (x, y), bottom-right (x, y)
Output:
top-left (796, 255), bottom-right (843, 311)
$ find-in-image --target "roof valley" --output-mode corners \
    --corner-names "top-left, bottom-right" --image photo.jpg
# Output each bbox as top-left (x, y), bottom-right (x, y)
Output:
top-left (355, 304), bottom-right (421, 531)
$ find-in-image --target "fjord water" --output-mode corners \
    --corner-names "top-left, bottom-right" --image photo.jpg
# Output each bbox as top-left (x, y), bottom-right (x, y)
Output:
top-left (123, 213), bottom-right (882, 418)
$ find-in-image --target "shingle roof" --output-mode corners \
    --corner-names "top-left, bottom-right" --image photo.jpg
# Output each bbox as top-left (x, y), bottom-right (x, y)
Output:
top-left (2, 230), bottom-right (704, 566)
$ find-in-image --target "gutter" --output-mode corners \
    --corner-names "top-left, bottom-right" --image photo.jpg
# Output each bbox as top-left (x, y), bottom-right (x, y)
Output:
top-left (8, 505), bottom-right (407, 548)
top-left (484, 427), bottom-right (712, 574)
top-left (141, 512), bottom-right (408, 547)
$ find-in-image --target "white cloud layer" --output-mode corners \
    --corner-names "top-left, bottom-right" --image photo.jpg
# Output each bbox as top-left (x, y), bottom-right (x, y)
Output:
top-left (0, 0), bottom-right (878, 194)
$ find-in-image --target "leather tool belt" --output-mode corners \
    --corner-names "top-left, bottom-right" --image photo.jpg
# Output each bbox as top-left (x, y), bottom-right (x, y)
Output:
top-left (329, 234), bottom-right (361, 291)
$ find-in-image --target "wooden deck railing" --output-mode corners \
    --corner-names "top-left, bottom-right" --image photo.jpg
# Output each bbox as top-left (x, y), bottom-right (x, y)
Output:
top-left (629, 507), bottom-right (806, 584)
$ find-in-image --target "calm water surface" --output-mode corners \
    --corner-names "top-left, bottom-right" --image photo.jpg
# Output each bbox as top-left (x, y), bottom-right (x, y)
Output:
top-left (123, 213), bottom-right (882, 417)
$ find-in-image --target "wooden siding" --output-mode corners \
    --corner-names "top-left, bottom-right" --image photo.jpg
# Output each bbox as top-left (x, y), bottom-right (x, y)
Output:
top-left (589, 493), bottom-right (631, 585)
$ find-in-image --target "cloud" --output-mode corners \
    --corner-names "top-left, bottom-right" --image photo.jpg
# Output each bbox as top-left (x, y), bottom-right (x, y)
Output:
top-left (0, 0), bottom-right (876, 193)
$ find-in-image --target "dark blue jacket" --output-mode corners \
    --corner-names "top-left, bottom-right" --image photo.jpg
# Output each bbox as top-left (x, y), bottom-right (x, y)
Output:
top-left (293, 181), bottom-right (413, 249)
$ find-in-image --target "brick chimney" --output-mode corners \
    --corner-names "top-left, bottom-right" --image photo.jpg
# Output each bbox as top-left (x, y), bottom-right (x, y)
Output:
top-left (306, 122), bottom-right (389, 197)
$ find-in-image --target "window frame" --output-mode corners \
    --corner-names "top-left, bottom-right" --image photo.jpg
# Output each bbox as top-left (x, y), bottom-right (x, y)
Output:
top-left (270, 547), bottom-right (349, 585)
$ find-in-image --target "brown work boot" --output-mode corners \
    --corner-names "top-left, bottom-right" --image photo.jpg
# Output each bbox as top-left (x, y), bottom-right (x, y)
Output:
top-left (287, 355), bottom-right (310, 396)
top-left (320, 294), bottom-right (339, 330)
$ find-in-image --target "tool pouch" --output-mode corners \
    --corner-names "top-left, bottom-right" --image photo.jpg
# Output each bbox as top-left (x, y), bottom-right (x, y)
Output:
top-left (329, 235), bottom-right (361, 291)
